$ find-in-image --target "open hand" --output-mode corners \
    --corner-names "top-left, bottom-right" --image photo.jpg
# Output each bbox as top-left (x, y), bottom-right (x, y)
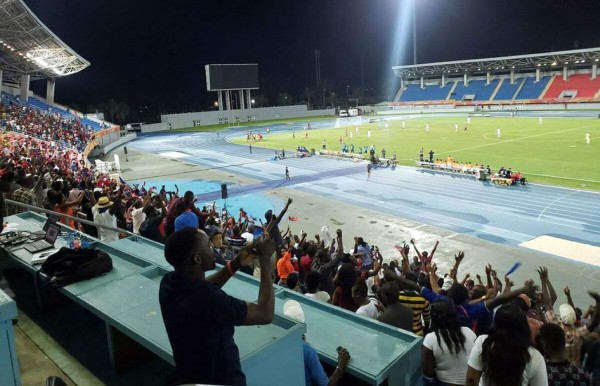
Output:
top-left (536, 266), bottom-right (549, 281)
top-left (485, 264), bottom-right (492, 276)
top-left (455, 251), bottom-right (465, 263)
top-left (564, 286), bottom-right (571, 297)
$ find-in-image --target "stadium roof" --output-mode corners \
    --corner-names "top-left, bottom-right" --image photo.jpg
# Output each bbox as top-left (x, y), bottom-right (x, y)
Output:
top-left (393, 48), bottom-right (600, 80)
top-left (0, 0), bottom-right (90, 83)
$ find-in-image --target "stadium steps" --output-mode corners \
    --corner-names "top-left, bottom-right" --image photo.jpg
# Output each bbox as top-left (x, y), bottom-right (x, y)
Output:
top-left (511, 78), bottom-right (526, 100)
top-left (446, 81), bottom-right (458, 100)
top-left (394, 86), bottom-right (404, 102)
top-left (540, 75), bottom-right (557, 99)
top-left (490, 78), bottom-right (503, 100)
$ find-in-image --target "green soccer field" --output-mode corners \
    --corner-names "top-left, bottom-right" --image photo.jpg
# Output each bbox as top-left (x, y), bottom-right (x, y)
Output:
top-left (231, 115), bottom-right (600, 191)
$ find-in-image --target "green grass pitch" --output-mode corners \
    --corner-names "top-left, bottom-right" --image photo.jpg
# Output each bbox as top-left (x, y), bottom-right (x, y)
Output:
top-left (230, 116), bottom-right (600, 191)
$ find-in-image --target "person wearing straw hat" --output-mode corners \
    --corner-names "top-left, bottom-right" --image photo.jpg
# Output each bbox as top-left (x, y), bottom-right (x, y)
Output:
top-left (90, 186), bottom-right (123, 242)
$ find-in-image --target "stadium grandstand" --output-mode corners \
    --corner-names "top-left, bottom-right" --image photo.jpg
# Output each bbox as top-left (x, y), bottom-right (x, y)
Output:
top-left (392, 47), bottom-right (600, 104)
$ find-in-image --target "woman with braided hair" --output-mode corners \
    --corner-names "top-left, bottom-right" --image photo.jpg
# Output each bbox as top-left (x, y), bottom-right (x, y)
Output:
top-left (423, 298), bottom-right (476, 386)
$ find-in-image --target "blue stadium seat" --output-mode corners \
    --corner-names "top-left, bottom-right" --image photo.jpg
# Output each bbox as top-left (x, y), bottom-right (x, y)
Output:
top-left (452, 79), bottom-right (499, 101)
top-left (493, 78), bottom-right (523, 100)
top-left (26, 96), bottom-right (103, 131)
top-left (399, 83), bottom-right (453, 102)
top-left (515, 76), bottom-right (550, 100)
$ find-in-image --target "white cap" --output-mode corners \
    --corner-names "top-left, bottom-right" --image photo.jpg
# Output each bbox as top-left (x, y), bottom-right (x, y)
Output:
top-left (283, 300), bottom-right (305, 323)
top-left (559, 303), bottom-right (576, 325)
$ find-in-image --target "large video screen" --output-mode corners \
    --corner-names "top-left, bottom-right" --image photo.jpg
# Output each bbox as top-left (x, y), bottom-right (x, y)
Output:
top-left (205, 64), bottom-right (259, 91)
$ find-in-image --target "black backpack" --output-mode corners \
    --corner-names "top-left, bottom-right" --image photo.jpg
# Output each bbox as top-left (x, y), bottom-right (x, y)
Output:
top-left (39, 247), bottom-right (113, 288)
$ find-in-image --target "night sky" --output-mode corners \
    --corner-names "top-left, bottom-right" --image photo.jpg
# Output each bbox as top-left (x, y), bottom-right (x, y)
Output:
top-left (22, 0), bottom-right (600, 118)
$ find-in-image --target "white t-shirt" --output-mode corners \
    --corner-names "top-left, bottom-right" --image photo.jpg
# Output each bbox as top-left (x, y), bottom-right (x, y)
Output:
top-left (131, 207), bottom-right (146, 234)
top-left (356, 298), bottom-right (382, 319)
top-left (423, 327), bottom-right (476, 384)
top-left (467, 334), bottom-right (547, 386)
top-left (92, 207), bottom-right (119, 242)
top-left (305, 291), bottom-right (330, 303)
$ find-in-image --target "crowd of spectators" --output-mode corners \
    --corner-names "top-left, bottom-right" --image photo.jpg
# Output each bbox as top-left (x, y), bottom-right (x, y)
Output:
top-left (0, 116), bottom-right (598, 385)
top-left (1, 101), bottom-right (94, 152)
top-left (155, 202), bottom-right (600, 385)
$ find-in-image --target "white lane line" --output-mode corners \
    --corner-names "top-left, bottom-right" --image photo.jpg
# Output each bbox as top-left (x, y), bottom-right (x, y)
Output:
top-left (537, 190), bottom-right (582, 220)
top-left (301, 183), bottom-right (533, 243)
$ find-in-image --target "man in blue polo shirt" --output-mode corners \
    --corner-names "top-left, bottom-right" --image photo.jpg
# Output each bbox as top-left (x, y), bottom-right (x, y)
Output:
top-left (159, 228), bottom-right (276, 385)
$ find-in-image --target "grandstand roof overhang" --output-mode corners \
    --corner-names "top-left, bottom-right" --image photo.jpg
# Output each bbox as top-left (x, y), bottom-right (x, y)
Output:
top-left (0, 0), bottom-right (89, 83)
top-left (392, 48), bottom-right (600, 80)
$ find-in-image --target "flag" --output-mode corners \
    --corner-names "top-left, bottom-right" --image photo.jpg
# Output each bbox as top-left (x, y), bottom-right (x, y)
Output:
top-left (119, 176), bottom-right (127, 185)
top-left (505, 262), bottom-right (521, 276)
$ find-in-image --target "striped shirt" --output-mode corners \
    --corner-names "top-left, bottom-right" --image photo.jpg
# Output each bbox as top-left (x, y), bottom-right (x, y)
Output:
top-left (399, 291), bottom-right (430, 336)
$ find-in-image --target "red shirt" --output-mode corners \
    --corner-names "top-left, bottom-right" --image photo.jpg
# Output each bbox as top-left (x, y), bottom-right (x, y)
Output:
top-left (333, 287), bottom-right (357, 312)
top-left (300, 254), bottom-right (313, 275)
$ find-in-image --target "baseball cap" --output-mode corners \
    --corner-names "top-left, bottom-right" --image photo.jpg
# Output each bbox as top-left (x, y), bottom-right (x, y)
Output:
top-left (174, 211), bottom-right (199, 232)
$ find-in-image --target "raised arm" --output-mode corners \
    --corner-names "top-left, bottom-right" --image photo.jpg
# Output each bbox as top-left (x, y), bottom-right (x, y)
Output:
top-left (484, 264), bottom-right (493, 290)
top-left (399, 244), bottom-right (411, 274)
top-left (335, 229), bottom-right (344, 261)
top-left (503, 276), bottom-right (513, 295)
top-left (275, 198), bottom-right (293, 226)
top-left (475, 273), bottom-right (483, 286)
top-left (244, 235), bottom-right (276, 325)
top-left (428, 263), bottom-right (441, 293)
top-left (365, 250), bottom-right (384, 279)
top-left (537, 266), bottom-right (553, 310)
top-left (451, 251), bottom-right (465, 281)
top-left (410, 238), bottom-right (423, 260)
top-left (108, 187), bottom-right (123, 216)
top-left (485, 280), bottom-right (537, 310)
top-left (564, 286), bottom-right (575, 310)
top-left (587, 291), bottom-right (600, 332)
top-left (429, 240), bottom-right (440, 259)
